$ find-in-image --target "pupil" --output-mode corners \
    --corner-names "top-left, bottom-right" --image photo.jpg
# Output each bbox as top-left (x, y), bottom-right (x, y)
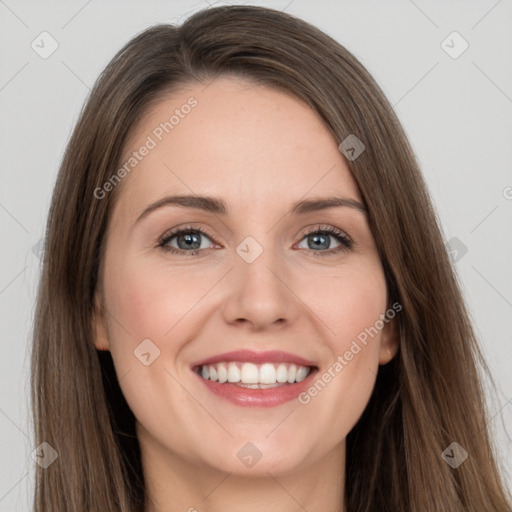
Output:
top-left (179, 232), bottom-right (200, 250)
top-left (310, 234), bottom-right (329, 250)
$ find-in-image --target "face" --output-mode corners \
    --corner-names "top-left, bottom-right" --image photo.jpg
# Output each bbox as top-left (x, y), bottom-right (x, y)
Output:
top-left (93, 76), bottom-right (398, 477)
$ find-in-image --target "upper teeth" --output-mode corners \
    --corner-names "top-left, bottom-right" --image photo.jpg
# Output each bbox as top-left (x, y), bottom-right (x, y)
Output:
top-left (200, 362), bottom-right (311, 385)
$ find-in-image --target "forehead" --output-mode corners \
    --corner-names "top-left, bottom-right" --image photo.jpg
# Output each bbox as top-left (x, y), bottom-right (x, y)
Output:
top-left (113, 76), bottom-right (362, 221)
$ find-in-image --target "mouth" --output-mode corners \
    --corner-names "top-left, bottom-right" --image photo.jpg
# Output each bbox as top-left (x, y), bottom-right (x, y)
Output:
top-left (194, 361), bottom-right (313, 388)
top-left (191, 350), bottom-right (318, 407)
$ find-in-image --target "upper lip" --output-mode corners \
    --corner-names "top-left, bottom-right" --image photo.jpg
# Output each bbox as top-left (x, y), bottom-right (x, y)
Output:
top-left (192, 349), bottom-right (317, 368)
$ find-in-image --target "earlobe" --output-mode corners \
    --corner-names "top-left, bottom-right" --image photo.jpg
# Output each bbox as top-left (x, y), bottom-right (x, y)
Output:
top-left (378, 317), bottom-right (399, 365)
top-left (92, 293), bottom-right (110, 351)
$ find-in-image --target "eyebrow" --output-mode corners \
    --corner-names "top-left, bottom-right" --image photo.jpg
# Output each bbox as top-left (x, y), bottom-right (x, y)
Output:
top-left (135, 194), bottom-right (367, 224)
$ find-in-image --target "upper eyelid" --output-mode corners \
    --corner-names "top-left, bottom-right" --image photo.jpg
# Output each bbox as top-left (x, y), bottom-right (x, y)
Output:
top-left (301, 224), bottom-right (350, 238)
top-left (159, 224), bottom-right (217, 244)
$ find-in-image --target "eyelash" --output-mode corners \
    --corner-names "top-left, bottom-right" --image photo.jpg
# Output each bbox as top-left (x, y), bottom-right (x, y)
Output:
top-left (157, 224), bottom-right (353, 257)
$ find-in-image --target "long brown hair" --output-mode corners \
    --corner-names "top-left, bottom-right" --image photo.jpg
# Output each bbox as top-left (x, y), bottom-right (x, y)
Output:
top-left (31, 5), bottom-right (512, 511)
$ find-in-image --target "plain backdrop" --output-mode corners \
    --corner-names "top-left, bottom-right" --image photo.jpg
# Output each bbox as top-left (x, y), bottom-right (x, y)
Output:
top-left (1, 0), bottom-right (511, 508)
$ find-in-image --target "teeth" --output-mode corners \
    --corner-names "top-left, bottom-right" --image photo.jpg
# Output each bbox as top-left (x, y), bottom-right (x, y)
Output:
top-left (217, 363), bottom-right (228, 383)
top-left (295, 366), bottom-right (309, 382)
top-left (260, 363), bottom-right (276, 384)
top-left (276, 364), bottom-right (288, 383)
top-left (241, 362), bottom-right (259, 384)
top-left (236, 383), bottom-right (260, 389)
top-left (227, 362), bottom-right (239, 383)
top-left (287, 364), bottom-right (297, 383)
top-left (200, 361), bottom-right (312, 385)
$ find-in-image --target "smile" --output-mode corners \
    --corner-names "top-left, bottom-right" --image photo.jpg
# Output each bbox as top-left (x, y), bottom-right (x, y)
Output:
top-left (192, 350), bottom-right (318, 407)
top-left (197, 361), bottom-right (312, 388)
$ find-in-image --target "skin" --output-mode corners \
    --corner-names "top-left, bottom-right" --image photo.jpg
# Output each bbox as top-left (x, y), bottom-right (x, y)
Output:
top-left (93, 76), bottom-right (398, 512)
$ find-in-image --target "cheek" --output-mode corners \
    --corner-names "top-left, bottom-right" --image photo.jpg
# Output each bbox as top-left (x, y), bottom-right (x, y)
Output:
top-left (295, 263), bottom-right (387, 432)
top-left (304, 259), bottom-right (387, 356)
top-left (104, 254), bottom-right (220, 345)
top-left (333, 283), bottom-right (385, 359)
top-left (100, 256), bottom-right (209, 433)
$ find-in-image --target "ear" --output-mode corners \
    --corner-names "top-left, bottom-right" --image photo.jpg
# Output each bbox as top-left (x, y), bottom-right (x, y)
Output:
top-left (92, 292), bottom-right (110, 351)
top-left (378, 316), bottom-right (399, 365)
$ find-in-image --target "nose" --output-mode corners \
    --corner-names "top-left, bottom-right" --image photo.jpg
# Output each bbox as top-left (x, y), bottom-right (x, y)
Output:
top-left (221, 239), bottom-right (300, 331)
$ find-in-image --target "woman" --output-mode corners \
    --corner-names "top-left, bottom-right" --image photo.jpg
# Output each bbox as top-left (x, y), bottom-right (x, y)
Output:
top-left (31, 5), bottom-right (512, 511)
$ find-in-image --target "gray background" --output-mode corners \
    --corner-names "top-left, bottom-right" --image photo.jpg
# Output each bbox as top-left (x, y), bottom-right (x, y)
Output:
top-left (1, 0), bottom-right (511, 508)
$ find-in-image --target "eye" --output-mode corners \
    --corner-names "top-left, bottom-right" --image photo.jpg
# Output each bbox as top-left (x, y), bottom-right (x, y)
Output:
top-left (158, 225), bottom-right (217, 256)
top-left (296, 225), bottom-right (352, 256)
top-left (158, 224), bottom-right (353, 257)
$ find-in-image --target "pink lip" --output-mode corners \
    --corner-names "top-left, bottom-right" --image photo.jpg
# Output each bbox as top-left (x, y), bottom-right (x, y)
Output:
top-left (191, 350), bottom-right (318, 408)
top-left (191, 349), bottom-right (317, 368)
top-left (194, 368), bottom-right (318, 407)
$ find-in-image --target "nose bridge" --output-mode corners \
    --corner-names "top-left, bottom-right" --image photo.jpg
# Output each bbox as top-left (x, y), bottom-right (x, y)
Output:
top-left (235, 232), bottom-right (285, 295)
top-left (221, 231), bottom-right (295, 328)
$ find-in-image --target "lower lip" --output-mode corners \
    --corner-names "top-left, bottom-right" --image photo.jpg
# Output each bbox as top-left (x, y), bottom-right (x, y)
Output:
top-left (194, 369), bottom-right (317, 407)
